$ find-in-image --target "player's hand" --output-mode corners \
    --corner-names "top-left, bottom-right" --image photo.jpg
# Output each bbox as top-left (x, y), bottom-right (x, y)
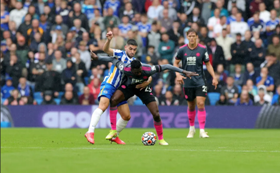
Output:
top-left (183, 71), bottom-right (198, 79)
top-left (176, 75), bottom-right (186, 85)
top-left (106, 31), bottom-right (113, 40)
top-left (90, 51), bottom-right (98, 60)
top-left (212, 78), bottom-right (218, 90)
top-left (136, 82), bottom-right (149, 91)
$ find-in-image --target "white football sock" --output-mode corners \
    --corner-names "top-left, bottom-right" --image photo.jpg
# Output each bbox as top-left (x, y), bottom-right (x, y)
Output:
top-left (200, 129), bottom-right (205, 133)
top-left (88, 108), bottom-right (104, 133)
top-left (117, 117), bottom-right (128, 136)
top-left (190, 126), bottom-right (195, 131)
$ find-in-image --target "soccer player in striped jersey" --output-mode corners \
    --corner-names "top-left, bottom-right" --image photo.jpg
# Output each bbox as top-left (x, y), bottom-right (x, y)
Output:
top-left (174, 28), bottom-right (218, 138)
top-left (85, 31), bottom-right (151, 144)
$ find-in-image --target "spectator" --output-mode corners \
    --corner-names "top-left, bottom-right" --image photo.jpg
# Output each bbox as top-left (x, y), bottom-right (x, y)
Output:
top-left (216, 29), bottom-right (234, 63)
top-left (172, 84), bottom-right (185, 105)
top-left (41, 90), bottom-right (57, 105)
top-left (188, 7), bottom-right (205, 26)
top-left (51, 15), bottom-right (69, 36)
top-left (213, 16), bottom-right (227, 38)
top-left (243, 30), bottom-right (254, 57)
top-left (147, 0), bottom-right (163, 20)
top-left (16, 36), bottom-right (29, 67)
top-left (159, 9), bottom-right (174, 31)
top-left (79, 86), bottom-right (95, 105)
top-left (178, 13), bottom-right (188, 32)
top-left (159, 91), bottom-right (179, 106)
top-left (3, 89), bottom-right (24, 105)
top-left (208, 72), bottom-right (226, 93)
top-left (30, 52), bottom-right (46, 82)
top-left (35, 0), bottom-right (45, 15)
top-left (256, 67), bottom-right (275, 92)
top-left (63, 83), bottom-right (79, 100)
top-left (73, 52), bottom-right (87, 93)
top-left (235, 90), bottom-right (254, 106)
top-left (266, 53), bottom-right (280, 86)
top-left (271, 85), bottom-right (280, 105)
top-left (52, 50), bottom-right (66, 73)
top-left (120, 2), bottom-right (134, 21)
top-left (30, 33), bottom-right (43, 52)
top-left (27, 19), bottom-right (44, 44)
top-left (89, 9), bottom-right (104, 30)
top-left (51, 25), bottom-right (64, 44)
top-left (211, 0), bottom-right (229, 17)
top-left (231, 33), bottom-right (247, 66)
top-left (179, 0), bottom-right (197, 16)
top-left (153, 84), bottom-right (163, 99)
top-left (6, 54), bottom-right (22, 88)
top-left (43, 5), bottom-right (54, 24)
top-left (1, 3), bottom-right (9, 31)
top-left (201, 0), bottom-right (215, 24)
top-left (61, 59), bottom-right (77, 86)
top-left (216, 64), bottom-right (227, 83)
top-left (78, 41), bottom-right (91, 70)
top-left (118, 15), bottom-right (132, 38)
top-left (249, 12), bottom-right (266, 34)
top-left (1, 78), bottom-right (15, 99)
top-left (259, 2), bottom-right (270, 23)
top-left (103, 0), bottom-right (120, 17)
top-left (209, 39), bottom-right (225, 70)
top-left (244, 63), bottom-right (259, 85)
top-left (141, 45), bottom-right (159, 65)
top-left (228, 0), bottom-right (246, 13)
top-left (266, 10), bottom-right (279, 37)
top-left (17, 13), bottom-right (32, 37)
top-left (250, 0), bottom-right (262, 16)
top-left (250, 39), bottom-right (266, 68)
top-left (9, 1), bottom-right (27, 29)
top-left (147, 22), bottom-right (161, 52)
top-left (231, 64), bottom-right (245, 86)
top-left (36, 61), bottom-right (60, 96)
top-left (137, 14), bottom-right (151, 38)
top-left (18, 77), bottom-right (33, 98)
top-left (267, 35), bottom-right (280, 60)
top-left (103, 8), bottom-right (119, 29)
top-left (39, 14), bottom-right (51, 41)
top-left (274, 0), bottom-right (280, 17)
top-left (88, 78), bottom-right (101, 100)
top-left (81, 0), bottom-right (98, 21)
top-left (221, 76), bottom-right (239, 105)
top-left (208, 8), bottom-right (220, 38)
top-left (227, 6), bottom-right (244, 25)
top-left (167, 21), bottom-right (183, 47)
top-left (158, 59), bottom-right (175, 87)
top-left (246, 79), bottom-right (258, 96)
top-left (159, 0), bottom-right (177, 20)
top-left (255, 88), bottom-right (270, 105)
top-left (109, 27), bottom-right (125, 50)
top-left (60, 91), bottom-right (79, 105)
top-left (69, 3), bottom-right (89, 31)
top-left (254, 85), bottom-right (272, 103)
top-left (158, 33), bottom-right (175, 64)
top-left (229, 13), bottom-right (249, 38)
top-left (215, 94), bottom-right (228, 105)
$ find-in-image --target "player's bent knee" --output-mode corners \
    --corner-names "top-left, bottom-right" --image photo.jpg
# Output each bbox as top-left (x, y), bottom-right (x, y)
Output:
top-left (152, 109), bottom-right (161, 122)
top-left (197, 101), bottom-right (205, 108)
top-left (122, 114), bottom-right (131, 121)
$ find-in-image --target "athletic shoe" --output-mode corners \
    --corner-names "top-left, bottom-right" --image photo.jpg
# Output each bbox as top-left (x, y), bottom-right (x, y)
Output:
top-left (85, 132), bottom-right (95, 144)
top-left (105, 130), bottom-right (117, 140)
top-left (187, 130), bottom-right (195, 138)
top-left (199, 131), bottom-right (209, 138)
top-left (109, 137), bottom-right (126, 144)
top-left (158, 139), bottom-right (169, 145)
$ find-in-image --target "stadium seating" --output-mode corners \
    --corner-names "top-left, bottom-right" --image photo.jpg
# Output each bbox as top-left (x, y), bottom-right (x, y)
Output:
top-left (208, 93), bottom-right (220, 106)
top-left (58, 92), bottom-right (64, 99)
top-left (34, 92), bottom-right (43, 100)
top-left (36, 98), bottom-right (43, 105)
top-left (237, 85), bottom-right (242, 94)
top-left (84, 77), bottom-right (89, 85)
top-left (54, 98), bottom-right (61, 105)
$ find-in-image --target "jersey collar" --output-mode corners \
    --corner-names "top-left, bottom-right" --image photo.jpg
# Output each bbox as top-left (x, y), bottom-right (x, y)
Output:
top-left (187, 44), bottom-right (198, 50)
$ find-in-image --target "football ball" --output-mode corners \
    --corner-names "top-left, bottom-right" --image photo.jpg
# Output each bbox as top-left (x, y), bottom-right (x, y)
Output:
top-left (141, 132), bottom-right (157, 146)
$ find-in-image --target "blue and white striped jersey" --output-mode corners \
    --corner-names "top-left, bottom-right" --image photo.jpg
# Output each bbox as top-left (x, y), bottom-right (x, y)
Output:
top-left (118, 23), bottom-right (133, 34)
top-left (103, 49), bottom-right (135, 88)
top-left (104, 0), bottom-right (120, 16)
top-left (137, 22), bottom-right (151, 33)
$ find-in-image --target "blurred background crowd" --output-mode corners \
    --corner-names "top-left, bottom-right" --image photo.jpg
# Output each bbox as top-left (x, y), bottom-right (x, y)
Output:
top-left (1, 0), bottom-right (280, 106)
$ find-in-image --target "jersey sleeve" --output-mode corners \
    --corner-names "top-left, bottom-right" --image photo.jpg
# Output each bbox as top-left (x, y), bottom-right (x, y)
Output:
top-left (174, 48), bottom-right (184, 60)
top-left (148, 64), bottom-right (184, 75)
top-left (112, 49), bottom-right (124, 60)
top-left (202, 49), bottom-right (210, 63)
top-left (112, 59), bottom-right (125, 73)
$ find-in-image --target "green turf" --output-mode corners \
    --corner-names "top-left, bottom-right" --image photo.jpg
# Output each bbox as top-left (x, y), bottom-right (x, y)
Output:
top-left (1, 129), bottom-right (280, 173)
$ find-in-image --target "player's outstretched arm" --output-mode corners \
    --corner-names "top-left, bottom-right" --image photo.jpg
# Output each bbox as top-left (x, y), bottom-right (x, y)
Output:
top-left (103, 31), bottom-right (114, 56)
top-left (90, 50), bottom-right (114, 62)
top-left (173, 59), bottom-right (184, 84)
top-left (160, 64), bottom-right (198, 79)
top-left (205, 61), bottom-right (218, 89)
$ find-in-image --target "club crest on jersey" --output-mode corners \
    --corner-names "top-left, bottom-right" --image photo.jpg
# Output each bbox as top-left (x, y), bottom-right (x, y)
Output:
top-left (187, 56), bottom-right (196, 65)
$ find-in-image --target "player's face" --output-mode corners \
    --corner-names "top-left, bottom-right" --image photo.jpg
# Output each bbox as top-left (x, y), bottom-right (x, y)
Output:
top-left (187, 32), bottom-right (197, 45)
top-left (131, 68), bottom-right (142, 76)
top-left (125, 45), bottom-right (137, 58)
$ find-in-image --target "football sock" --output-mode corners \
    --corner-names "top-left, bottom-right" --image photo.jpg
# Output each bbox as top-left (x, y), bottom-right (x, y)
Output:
top-left (187, 109), bottom-right (196, 128)
top-left (88, 108), bottom-right (104, 133)
top-left (116, 117), bottom-right (128, 136)
top-left (198, 108), bottom-right (206, 130)
top-left (109, 106), bottom-right (117, 130)
top-left (154, 121), bottom-right (163, 140)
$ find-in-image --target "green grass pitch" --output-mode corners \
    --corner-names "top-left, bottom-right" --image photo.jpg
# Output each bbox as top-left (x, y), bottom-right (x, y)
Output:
top-left (1, 128), bottom-right (280, 173)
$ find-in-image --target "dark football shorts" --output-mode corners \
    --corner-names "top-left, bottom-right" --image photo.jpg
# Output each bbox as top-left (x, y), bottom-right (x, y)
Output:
top-left (184, 85), bottom-right (208, 101)
top-left (118, 84), bottom-right (156, 105)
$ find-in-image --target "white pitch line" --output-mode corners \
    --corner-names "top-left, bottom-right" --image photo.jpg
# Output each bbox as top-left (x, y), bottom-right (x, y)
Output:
top-left (1, 147), bottom-right (280, 153)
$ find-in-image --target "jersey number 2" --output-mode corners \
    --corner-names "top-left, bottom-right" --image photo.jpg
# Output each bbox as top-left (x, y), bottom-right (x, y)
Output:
top-left (145, 86), bottom-right (152, 92)
top-left (202, 86), bottom-right (207, 92)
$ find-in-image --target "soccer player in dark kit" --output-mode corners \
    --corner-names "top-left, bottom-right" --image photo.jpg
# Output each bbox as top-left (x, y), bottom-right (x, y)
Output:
top-left (91, 52), bottom-right (198, 145)
top-left (174, 28), bottom-right (218, 138)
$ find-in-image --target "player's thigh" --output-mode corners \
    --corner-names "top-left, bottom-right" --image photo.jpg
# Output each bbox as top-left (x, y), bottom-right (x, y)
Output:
top-left (184, 88), bottom-right (196, 109)
top-left (111, 84), bottom-right (135, 107)
top-left (98, 83), bottom-right (117, 111)
top-left (98, 97), bottom-right (110, 111)
top-left (146, 101), bottom-right (159, 117)
top-left (117, 104), bottom-right (131, 121)
top-left (195, 86), bottom-right (207, 108)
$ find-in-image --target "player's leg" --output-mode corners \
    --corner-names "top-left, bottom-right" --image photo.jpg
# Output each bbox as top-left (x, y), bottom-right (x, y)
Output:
top-left (184, 88), bottom-right (197, 138)
top-left (85, 83), bottom-right (114, 144)
top-left (196, 85), bottom-right (209, 138)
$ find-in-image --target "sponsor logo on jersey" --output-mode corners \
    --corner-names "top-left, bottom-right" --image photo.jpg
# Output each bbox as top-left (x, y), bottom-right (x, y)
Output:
top-left (187, 56), bottom-right (196, 65)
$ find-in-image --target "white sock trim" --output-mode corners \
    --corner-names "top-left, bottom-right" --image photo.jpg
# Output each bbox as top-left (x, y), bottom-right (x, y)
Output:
top-left (116, 117), bottom-right (128, 136)
top-left (88, 108), bottom-right (104, 133)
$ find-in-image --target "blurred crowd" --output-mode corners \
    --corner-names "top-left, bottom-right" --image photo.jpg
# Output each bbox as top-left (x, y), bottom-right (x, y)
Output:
top-left (1, 0), bottom-right (280, 106)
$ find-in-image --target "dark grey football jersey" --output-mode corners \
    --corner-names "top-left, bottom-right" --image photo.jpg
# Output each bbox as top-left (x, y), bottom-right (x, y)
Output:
top-left (175, 44), bottom-right (209, 88)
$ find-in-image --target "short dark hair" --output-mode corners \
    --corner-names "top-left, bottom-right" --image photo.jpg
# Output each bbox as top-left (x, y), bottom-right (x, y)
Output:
top-left (186, 28), bottom-right (198, 36)
top-left (126, 39), bottom-right (138, 46)
top-left (131, 60), bottom-right (141, 69)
